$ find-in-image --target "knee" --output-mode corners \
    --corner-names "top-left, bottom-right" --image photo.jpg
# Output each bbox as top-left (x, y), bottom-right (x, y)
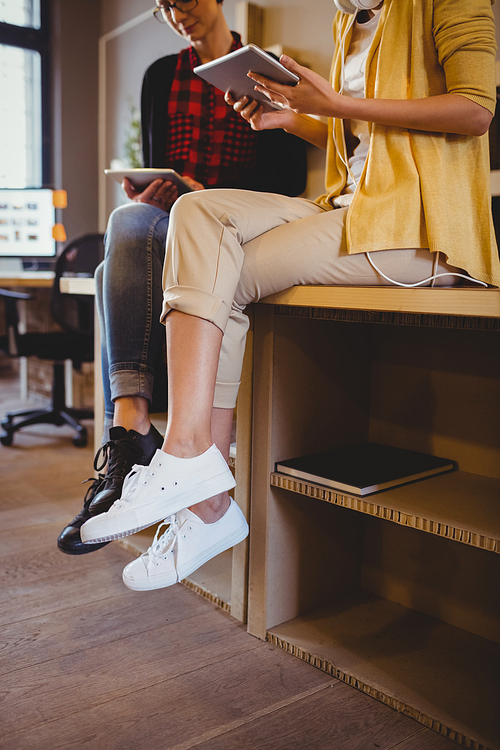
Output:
top-left (169, 191), bottom-right (213, 226)
top-left (105, 203), bottom-right (158, 252)
top-left (94, 260), bottom-right (104, 290)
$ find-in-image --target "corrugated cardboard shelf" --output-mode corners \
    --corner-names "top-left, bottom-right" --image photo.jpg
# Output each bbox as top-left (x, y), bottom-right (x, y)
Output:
top-left (267, 590), bottom-right (500, 750)
top-left (271, 470), bottom-right (500, 553)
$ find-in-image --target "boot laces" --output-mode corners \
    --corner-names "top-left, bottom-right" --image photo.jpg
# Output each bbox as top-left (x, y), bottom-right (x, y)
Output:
top-left (69, 474), bottom-right (105, 523)
top-left (93, 436), bottom-right (142, 484)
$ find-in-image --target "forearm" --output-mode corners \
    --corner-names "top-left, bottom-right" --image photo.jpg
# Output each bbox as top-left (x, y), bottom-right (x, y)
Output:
top-left (282, 112), bottom-right (328, 150)
top-left (329, 92), bottom-right (493, 137)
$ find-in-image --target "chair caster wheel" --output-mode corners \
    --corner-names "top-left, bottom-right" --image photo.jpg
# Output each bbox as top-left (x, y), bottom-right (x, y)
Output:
top-left (1, 432), bottom-right (14, 446)
top-left (73, 434), bottom-right (87, 448)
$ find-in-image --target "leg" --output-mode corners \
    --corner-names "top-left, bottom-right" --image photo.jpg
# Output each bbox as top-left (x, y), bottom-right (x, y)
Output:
top-left (163, 311), bottom-right (233, 523)
top-left (57, 204), bottom-right (169, 554)
top-left (82, 190), bottom-right (336, 548)
top-left (99, 202), bottom-right (170, 431)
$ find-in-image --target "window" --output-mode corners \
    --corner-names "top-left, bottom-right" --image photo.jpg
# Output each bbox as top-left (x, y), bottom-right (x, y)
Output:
top-left (0, 0), bottom-right (50, 188)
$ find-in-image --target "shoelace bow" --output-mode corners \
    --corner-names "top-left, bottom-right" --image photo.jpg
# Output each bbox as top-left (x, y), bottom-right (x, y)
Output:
top-left (148, 514), bottom-right (179, 562)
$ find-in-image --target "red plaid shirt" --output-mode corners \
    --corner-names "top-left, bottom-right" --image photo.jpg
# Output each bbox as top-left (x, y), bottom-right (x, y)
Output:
top-left (166, 35), bottom-right (259, 187)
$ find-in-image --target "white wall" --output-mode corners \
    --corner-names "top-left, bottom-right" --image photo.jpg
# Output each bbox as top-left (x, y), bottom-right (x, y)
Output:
top-left (51, 0), bottom-right (100, 242)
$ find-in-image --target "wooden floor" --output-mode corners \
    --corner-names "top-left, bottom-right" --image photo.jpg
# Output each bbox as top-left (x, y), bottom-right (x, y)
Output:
top-left (0, 361), bottom-right (461, 750)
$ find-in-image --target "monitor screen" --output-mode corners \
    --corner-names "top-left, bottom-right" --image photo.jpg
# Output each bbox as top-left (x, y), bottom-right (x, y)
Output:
top-left (0, 188), bottom-right (56, 258)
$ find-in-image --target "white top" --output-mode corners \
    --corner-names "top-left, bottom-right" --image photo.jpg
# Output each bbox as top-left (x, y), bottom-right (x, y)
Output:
top-left (334, 9), bottom-right (381, 208)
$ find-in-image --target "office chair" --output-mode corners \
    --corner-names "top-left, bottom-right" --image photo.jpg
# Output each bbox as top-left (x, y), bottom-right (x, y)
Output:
top-left (0, 233), bottom-right (104, 447)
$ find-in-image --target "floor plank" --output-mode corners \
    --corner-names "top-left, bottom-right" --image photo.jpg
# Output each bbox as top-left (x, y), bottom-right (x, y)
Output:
top-left (168, 683), bottom-right (429, 750)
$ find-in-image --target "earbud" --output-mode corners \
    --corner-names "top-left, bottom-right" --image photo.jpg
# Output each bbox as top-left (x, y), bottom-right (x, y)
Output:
top-left (334, 0), bottom-right (381, 14)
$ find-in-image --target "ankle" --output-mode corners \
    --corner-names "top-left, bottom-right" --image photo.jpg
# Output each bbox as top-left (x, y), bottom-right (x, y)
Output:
top-left (114, 418), bottom-right (151, 436)
top-left (188, 493), bottom-right (231, 523)
top-left (113, 396), bottom-right (150, 435)
top-left (162, 435), bottom-right (212, 459)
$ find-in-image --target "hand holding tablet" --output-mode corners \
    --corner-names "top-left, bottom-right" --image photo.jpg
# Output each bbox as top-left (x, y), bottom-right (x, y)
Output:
top-left (193, 44), bottom-right (299, 113)
top-left (104, 168), bottom-right (194, 194)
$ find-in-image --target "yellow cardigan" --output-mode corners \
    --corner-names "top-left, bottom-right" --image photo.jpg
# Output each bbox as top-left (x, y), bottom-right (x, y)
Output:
top-left (316, 0), bottom-right (500, 287)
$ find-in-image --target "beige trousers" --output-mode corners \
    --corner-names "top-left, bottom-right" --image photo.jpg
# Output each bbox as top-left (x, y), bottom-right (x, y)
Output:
top-left (162, 189), bottom-right (462, 408)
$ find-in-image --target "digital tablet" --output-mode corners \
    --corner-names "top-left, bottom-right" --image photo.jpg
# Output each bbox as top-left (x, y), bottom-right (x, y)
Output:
top-left (104, 168), bottom-right (193, 194)
top-left (193, 44), bottom-right (299, 112)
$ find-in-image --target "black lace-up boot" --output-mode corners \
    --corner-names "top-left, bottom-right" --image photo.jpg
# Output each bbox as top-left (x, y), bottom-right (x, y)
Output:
top-left (57, 474), bottom-right (110, 555)
top-left (88, 424), bottom-right (164, 517)
top-left (56, 424), bottom-right (164, 555)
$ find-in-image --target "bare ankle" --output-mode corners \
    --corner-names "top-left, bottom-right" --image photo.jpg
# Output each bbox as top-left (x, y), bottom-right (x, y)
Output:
top-left (188, 493), bottom-right (230, 523)
top-left (162, 435), bottom-right (212, 458)
top-left (114, 396), bottom-right (150, 435)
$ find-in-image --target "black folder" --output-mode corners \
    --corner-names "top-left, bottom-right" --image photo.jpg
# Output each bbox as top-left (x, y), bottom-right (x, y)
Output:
top-left (275, 443), bottom-right (455, 496)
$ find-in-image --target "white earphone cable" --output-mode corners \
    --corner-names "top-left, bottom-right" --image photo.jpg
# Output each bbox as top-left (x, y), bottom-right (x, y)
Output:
top-left (365, 252), bottom-right (488, 288)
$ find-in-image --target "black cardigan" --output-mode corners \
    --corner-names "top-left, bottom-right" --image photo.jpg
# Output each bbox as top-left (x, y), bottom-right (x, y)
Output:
top-left (141, 53), bottom-right (308, 197)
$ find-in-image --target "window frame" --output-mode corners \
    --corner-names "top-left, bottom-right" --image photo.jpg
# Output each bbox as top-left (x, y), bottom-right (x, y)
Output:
top-left (0, 0), bottom-right (51, 187)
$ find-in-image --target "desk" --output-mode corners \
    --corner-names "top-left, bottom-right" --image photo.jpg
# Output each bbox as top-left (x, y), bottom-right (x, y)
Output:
top-left (59, 276), bottom-right (103, 453)
top-left (0, 271), bottom-right (54, 288)
top-left (1, 272), bottom-right (56, 399)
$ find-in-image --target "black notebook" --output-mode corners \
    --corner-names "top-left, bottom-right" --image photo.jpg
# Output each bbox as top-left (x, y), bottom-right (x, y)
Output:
top-left (275, 443), bottom-right (455, 496)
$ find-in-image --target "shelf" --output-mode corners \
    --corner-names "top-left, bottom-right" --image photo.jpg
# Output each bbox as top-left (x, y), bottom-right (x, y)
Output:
top-left (267, 591), bottom-right (500, 750)
top-left (271, 470), bottom-right (500, 553)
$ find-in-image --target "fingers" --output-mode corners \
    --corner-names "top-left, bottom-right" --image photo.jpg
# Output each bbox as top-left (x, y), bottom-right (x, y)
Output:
top-left (225, 91), bottom-right (263, 123)
top-left (180, 175), bottom-right (205, 192)
top-left (122, 177), bottom-right (139, 199)
top-left (133, 179), bottom-right (178, 210)
top-left (150, 181), bottom-right (178, 210)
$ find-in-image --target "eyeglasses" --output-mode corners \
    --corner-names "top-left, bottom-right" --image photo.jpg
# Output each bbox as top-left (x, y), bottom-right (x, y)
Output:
top-left (152, 0), bottom-right (198, 22)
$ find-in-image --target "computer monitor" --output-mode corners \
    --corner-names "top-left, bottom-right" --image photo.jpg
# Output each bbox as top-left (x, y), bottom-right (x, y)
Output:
top-left (0, 188), bottom-right (57, 271)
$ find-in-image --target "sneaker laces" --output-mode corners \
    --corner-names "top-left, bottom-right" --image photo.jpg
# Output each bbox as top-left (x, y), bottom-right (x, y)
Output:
top-left (93, 435), bottom-right (143, 486)
top-left (69, 474), bottom-right (105, 523)
top-left (115, 454), bottom-right (167, 506)
top-left (113, 463), bottom-right (150, 507)
top-left (152, 514), bottom-right (178, 555)
top-left (142, 514), bottom-right (179, 570)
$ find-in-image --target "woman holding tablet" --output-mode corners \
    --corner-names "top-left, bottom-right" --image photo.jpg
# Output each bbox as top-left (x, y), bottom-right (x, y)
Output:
top-left (81, 0), bottom-right (500, 590)
top-left (57, 0), bottom-right (306, 556)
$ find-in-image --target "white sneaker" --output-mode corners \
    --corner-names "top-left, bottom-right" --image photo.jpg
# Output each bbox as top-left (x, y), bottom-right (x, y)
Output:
top-left (122, 499), bottom-right (249, 592)
top-left (80, 444), bottom-right (236, 544)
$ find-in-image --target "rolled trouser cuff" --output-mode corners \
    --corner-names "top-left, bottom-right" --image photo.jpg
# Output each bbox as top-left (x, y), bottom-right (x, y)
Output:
top-left (109, 366), bottom-right (155, 405)
top-left (162, 285), bottom-right (231, 333)
top-left (213, 380), bottom-right (240, 410)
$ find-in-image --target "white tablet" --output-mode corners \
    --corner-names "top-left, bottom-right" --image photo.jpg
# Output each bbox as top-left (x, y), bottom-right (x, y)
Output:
top-left (193, 44), bottom-right (299, 112)
top-left (104, 168), bottom-right (193, 194)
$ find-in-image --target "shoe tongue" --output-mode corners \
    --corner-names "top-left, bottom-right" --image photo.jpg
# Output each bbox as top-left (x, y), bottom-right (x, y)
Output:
top-left (176, 507), bottom-right (202, 525)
